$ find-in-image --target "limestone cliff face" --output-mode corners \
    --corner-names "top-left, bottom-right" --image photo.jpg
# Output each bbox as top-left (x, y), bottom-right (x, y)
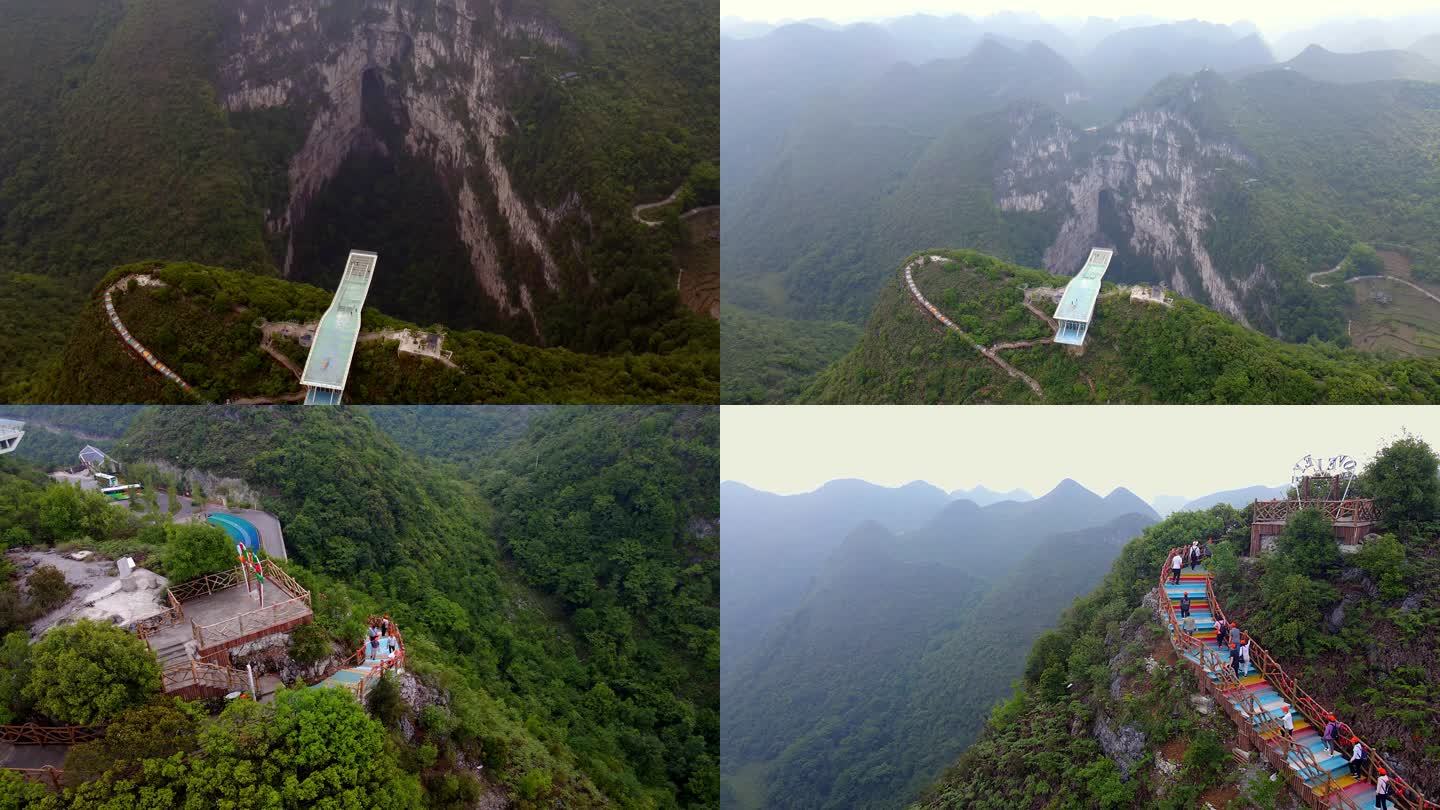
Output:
top-left (995, 81), bottom-right (1265, 327)
top-left (218, 0), bottom-right (585, 330)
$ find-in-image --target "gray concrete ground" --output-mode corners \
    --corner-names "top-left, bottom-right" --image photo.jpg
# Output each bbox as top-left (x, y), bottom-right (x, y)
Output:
top-left (7, 551), bottom-right (169, 638)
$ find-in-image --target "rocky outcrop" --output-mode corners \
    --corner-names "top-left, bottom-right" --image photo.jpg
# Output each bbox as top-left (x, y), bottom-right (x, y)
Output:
top-left (1093, 713), bottom-right (1147, 778)
top-left (995, 81), bottom-right (1260, 327)
top-left (218, 0), bottom-right (586, 331)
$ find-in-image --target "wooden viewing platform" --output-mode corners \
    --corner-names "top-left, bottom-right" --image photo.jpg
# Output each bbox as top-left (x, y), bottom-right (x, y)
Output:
top-left (140, 562), bottom-right (312, 662)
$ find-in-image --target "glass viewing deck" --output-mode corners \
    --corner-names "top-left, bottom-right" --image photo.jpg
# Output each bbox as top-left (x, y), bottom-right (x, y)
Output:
top-left (1053, 248), bottom-right (1114, 346)
top-left (299, 251), bottom-right (378, 401)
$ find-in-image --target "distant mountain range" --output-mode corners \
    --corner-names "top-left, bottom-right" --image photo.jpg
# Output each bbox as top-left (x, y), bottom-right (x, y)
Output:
top-left (721, 476), bottom-right (1160, 809)
top-left (720, 478), bottom-right (953, 677)
top-left (721, 13), bottom-right (1440, 404)
top-left (949, 484), bottom-right (1033, 505)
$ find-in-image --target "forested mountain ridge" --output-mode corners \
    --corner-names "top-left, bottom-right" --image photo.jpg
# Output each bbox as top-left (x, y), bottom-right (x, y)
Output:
top-left (719, 479), bottom-right (953, 677)
top-left (720, 478), bottom-right (1160, 810)
top-left (721, 19), bottom-right (1440, 402)
top-left (28, 262), bottom-right (717, 404)
top-left (0, 0), bottom-right (718, 400)
top-left (914, 436), bottom-right (1440, 808)
top-left (0, 405), bottom-right (717, 807)
top-left (802, 250), bottom-right (1440, 404)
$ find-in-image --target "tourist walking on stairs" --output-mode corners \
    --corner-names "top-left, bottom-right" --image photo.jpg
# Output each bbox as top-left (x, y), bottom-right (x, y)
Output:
top-left (1228, 623), bottom-right (1241, 651)
top-left (1279, 704), bottom-right (1294, 741)
top-left (1181, 614), bottom-right (1197, 637)
top-left (1322, 715), bottom-right (1338, 756)
top-left (1238, 637), bottom-right (1251, 676)
top-left (1189, 541), bottom-right (1201, 570)
top-left (1375, 768), bottom-right (1392, 809)
top-left (1179, 591), bottom-right (1191, 618)
top-left (1215, 616), bottom-right (1228, 649)
top-left (1171, 551), bottom-right (1183, 584)
top-left (1228, 642), bottom-right (1241, 678)
top-left (1349, 739), bottom-right (1368, 779)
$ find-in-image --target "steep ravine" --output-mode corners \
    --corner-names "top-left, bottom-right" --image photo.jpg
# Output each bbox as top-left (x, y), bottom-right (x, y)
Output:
top-left (995, 85), bottom-right (1263, 327)
top-left (218, 0), bottom-right (586, 335)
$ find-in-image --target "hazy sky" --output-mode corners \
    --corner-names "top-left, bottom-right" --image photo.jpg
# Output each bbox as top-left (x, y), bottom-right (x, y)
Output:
top-left (722, 406), bottom-right (1440, 502)
top-left (719, 0), bottom-right (1438, 38)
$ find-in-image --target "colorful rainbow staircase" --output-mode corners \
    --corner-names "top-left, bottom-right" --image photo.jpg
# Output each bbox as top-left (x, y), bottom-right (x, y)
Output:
top-left (311, 618), bottom-right (405, 700)
top-left (1163, 562), bottom-right (1384, 810)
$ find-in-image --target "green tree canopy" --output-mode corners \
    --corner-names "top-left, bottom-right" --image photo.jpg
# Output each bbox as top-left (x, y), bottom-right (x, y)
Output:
top-left (63, 698), bottom-right (203, 784)
top-left (160, 523), bottom-right (235, 583)
top-left (23, 620), bottom-right (160, 725)
top-left (183, 686), bottom-right (422, 808)
top-left (1360, 435), bottom-right (1440, 536)
top-left (1276, 507), bottom-right (1342, 579)
top-left (1344, 242), bottom-right (1385, 277)
top-left (0, 631), bottom-right (33, 724)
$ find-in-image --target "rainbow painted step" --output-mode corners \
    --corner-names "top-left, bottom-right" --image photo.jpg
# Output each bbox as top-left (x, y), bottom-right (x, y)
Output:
top-left (1165, 562), bottom-right (1383, 810)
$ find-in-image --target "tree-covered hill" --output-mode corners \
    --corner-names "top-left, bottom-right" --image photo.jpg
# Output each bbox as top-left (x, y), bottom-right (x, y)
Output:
top-left (27, 262), bottom-right (717, 404)
top-left (720, 478), bottom-right (1159, 810)
top-left (1, 404), bottom-right (718, 808)
top-left (802, 250), bottom-right (1440, 404)
top-left (913, 436), bottom-right (1440, 808)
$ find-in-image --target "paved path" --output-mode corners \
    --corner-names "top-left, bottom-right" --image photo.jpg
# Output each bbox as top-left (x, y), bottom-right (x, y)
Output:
top-left (103, 276), bottom-right (195, 395)
top-left (1309, 263), bottom-right (1440, 306)
top-left (903, 257), bottom-right (1045, 398)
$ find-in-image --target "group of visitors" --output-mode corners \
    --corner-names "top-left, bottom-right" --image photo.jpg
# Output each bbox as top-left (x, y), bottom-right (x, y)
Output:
top-left (367, 616), bottom-right (400, 662)
top-left (1168, 543), bottom-right (1394, 808)
top-left (1169, 540), bottom-right (1206, 584)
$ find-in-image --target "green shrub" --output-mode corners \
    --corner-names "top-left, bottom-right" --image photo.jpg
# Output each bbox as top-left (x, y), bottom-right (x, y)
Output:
top-left (1277, 508), bottom-right (1342, 579)
top-left (286, 621), bottom-right (333, 667)
top-left (1353, 533), bottom-right (1409, 600)
top-left (366, 671), bottom-right (405, 728)
top-left (26, 565), bottom-right (72, 613)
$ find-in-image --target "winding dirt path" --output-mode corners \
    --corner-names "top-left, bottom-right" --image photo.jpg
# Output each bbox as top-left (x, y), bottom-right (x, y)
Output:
top-left (632, 183), bottom-right (719, 227)
top-left (103, 277), bottom-right (196, 395)
top-left (903, 257), bottom-right (1044, 398)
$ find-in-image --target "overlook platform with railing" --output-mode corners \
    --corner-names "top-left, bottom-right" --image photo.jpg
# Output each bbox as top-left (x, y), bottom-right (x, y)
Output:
top-left (139, 562), bottom-right (312, 661)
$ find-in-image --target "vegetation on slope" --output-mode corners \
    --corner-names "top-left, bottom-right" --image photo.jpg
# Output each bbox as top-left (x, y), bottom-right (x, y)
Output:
top-left (719, 305), bottom-right (861, 403)
top-left (803, 250), bottom-right (1440, 404)
top-left (32, 262), bottom-right (718, 404)
top-left (1, 405), bottom-right (718, 808)
top-left (0, 0), bottom-right (272, 400)
top-left (916, 436), bottom-right (1440, 807)
top-left (721, 481), bottom-right (1159, 810)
